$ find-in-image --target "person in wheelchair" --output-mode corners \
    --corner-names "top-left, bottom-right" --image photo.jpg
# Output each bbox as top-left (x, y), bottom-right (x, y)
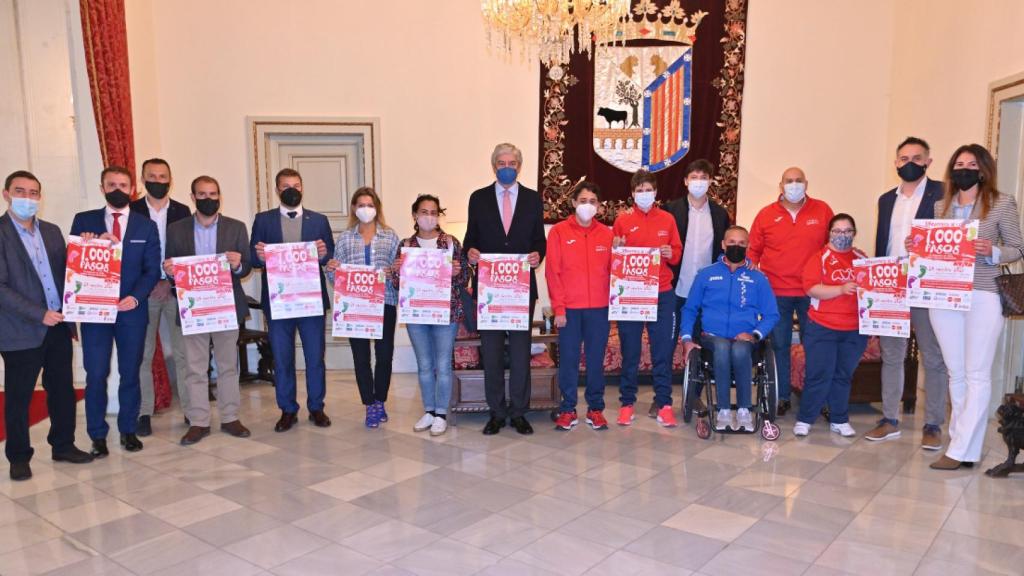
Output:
top-left (680, 226), bottom-right (779, 431)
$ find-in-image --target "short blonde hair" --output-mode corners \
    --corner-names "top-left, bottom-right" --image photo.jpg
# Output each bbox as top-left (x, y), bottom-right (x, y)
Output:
top-left (491, 143), bottom-right (523, 168)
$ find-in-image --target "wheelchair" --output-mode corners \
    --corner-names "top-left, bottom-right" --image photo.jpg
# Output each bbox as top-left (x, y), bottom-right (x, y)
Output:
top-left (682, 337), bottom-right (781, 441)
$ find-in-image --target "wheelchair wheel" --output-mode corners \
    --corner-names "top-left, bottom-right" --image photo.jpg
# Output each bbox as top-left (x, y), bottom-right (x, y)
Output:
top-left (760, 419), bottom-right (781, 441)
top-left (762, 344), bottom-right (778, 423)
top-left (682, 348), bottom-right (703, 424)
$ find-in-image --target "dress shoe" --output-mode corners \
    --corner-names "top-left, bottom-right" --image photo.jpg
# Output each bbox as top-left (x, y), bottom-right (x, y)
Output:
top-left (180, 426), bottom-right (211, 446)
top-left (9, 461), bottom-right (32, 481)
top-left (777, 399), bottom-right (791, 417)
top-left (120, 433), bottom-right (144, 452)
top-left (136, 415), bottom-right (152, 437)
top-left (929, 454), bottom-right (962, 470)
top-left (309, 410), bottom-right (332, 428)
top-left (511, 416), bottom-right (534, 435)
top-left (482, 417), bottom-right (506, 435)
top-left (275, 411), bottom-right (298, 432)
top-left (52, 447), bottom-right (94, 464)
top-left (220, 420), bottom-right (251, 438)
top-left (90, 439), bottom-right (109, 459)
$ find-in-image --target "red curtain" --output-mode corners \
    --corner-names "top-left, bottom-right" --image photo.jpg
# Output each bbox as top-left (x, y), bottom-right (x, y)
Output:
top-left (80, 0), bottom-right (172, 411)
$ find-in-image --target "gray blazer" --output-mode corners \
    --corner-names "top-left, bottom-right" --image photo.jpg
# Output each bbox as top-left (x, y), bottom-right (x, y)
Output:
top-left (934, 193), bottom-right (1024, 293)
top-left (165, 214), bottom-right (253, 325)
top-left (0, 213), bottom-right (72, 351)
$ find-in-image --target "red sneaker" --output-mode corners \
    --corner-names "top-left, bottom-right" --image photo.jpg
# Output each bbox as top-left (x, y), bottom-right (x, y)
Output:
top-left (656, 405), bottom-right (678, 428)
top-left (617, 405), bottom-right (635, 426)
top-left (586, 409), bottom-right (608, 430)
top-left (554, 411), bottom-right (578, 431)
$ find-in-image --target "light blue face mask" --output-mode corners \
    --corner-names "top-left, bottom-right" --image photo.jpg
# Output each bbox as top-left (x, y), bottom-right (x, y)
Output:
top-left (496, 167), bottom-right (517, 186)
top-left (10, 197), bottom-right (39, 220)
top-left (831, 234), bottom-right (854, 251)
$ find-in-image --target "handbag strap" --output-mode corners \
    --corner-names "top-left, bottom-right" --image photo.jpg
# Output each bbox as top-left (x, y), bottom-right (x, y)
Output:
top-left (1000, 246), bottom-right (1024, 275)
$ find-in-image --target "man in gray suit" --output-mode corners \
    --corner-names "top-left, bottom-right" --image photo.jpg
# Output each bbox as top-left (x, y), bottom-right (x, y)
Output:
top-left (164, 175), bottom-right (253, 445)
top-left (0, 171), bottom-right (93, 480)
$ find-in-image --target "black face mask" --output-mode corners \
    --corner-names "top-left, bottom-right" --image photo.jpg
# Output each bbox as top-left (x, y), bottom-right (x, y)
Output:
top-left (279, 187), bottom-right (302, 208)
top-left (951, 168), bottom-right (981, 191)
top-left (896, 162), bottom-right (926, 183)
top-left (725, 245), bottom-right (747, 264)
top-left (195, 198), bottom-right (220, 217)
top-left (144, 181), bottom-right (170, 199)
top-left (105, 190), bottom-right (131, 209)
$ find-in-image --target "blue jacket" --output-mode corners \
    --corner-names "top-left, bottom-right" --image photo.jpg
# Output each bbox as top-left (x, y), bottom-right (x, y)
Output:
top-left (680, 257), bottom-right (779, 341)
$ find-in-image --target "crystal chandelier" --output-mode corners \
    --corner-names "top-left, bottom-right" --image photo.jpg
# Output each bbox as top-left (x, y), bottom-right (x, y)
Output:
top-left (481, 0), bottom-right (632, 68)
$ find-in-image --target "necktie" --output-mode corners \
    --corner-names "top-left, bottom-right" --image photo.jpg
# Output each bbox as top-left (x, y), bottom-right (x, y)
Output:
top-left (111, 212), bottom-right (122, 241)
top-left (502, 189), bottom-right (513, 234)
top-left (287, 211), bottom-right (297, 219)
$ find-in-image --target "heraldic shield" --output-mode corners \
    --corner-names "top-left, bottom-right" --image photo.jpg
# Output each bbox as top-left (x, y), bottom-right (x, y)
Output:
top-left (593, 43), bottom-right (692, 173)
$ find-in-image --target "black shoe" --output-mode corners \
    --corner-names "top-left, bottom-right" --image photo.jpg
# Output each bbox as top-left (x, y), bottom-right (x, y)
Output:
top-left (90, 439), bottom-right (109, 459)
top-left (510, 416), bottom-right (534, 435)
top-left (136, 415), bottom-right (152, 437)
top-left (9, 461), bottom-right (32, 481)
top-left (309, 410), bottom-right (332, 428)
top-left (961, 461), bottom-right (975, 469)
top-left (777, 399), bottom-right (791, 417)
top-left (52, 447), bottom-right (94, 464)
top-left (482, 417), bottom-right (506, 435)
top-left (275, 411), bottom-right (298, 432)
top-left (120, 433), bottom-right (143, 452)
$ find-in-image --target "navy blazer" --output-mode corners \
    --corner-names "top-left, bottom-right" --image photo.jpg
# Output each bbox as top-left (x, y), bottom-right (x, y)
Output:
top-left (0, 214), bottom-right (74, 351)
top-left (130, 196), bottom-right (192, 226)
top-left (875, 178), bottom-right (944, 257)
top-left (69, 207), bottom-right (162, 323)
top-left (462, 182), bottom-right (547, 300)
top-left (249, 208), bottom-right (335, 321)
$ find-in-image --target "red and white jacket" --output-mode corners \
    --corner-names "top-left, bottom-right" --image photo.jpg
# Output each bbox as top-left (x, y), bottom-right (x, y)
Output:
top-left (802, 245), bottom-right (866, 331)
top-left (611, 206), bottom-right (682, 293)
top-left (748, 196), bottom-right (834, 296)
top-left (545, 216), bottom-right (613, 315)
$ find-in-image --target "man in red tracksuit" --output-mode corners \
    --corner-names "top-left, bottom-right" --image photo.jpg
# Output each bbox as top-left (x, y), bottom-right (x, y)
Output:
top-left (612, 170), bottom-right (682, 427)
top-left (747, 167), bottom-right (834, 415)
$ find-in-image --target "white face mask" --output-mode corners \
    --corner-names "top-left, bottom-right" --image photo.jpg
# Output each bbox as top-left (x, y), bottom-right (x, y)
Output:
top-left (575, 203), bottom-right (598, 222)
top-left (688, 180), bottom-right (710, 199)
top-left (355, 206), bottom-right (377, 224)
top-left (416, 215), bottom-right (438, 233)
top-left (782, 182), bottom-right (806, 203)
top-left (634, 191), bottom-right (656, 211)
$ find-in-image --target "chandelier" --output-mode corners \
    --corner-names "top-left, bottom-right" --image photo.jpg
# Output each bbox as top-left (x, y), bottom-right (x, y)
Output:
top-left (481, 0), bottom-right (633, 68)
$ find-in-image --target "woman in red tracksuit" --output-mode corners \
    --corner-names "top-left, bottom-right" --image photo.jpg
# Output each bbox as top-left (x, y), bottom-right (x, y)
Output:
top-left (546, 182), bottom-right (613, 430)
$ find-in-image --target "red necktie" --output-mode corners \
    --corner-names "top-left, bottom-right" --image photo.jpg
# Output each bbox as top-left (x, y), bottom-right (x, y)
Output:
top-left (111, 212), bottom-right (122, 241)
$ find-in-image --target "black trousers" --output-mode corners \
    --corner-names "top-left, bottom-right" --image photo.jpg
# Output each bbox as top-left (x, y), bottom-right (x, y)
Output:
top-left (349, 304), bottom-right (397, 405)
top-left (2, 323), bottom-right (77, 463)
top-left (480, 299), bottom-right (536, 419)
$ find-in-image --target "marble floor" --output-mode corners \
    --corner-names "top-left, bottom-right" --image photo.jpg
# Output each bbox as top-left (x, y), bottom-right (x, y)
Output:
top-left (1, 372), bottom-right (1023, 576)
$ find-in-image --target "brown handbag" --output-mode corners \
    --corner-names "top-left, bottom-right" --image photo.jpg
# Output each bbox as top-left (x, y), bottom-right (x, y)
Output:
top-left (996, 248), bottom-right (1024, 317)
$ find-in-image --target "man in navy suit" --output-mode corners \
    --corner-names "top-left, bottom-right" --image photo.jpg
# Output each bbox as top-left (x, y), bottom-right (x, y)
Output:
top-left (250, 168), bottom-right (334, 432)
top-left (463, 143), bottom-right (546, 436)
top-left (129, 158), bottom-right (192, 435)
top-left (864, 137), bottom-right (949, 448)
top-left (70, 166), bottom-right (161, 456)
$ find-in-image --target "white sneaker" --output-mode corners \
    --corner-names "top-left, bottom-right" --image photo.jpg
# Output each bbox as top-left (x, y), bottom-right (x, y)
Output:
top-left (736, 408), bottom-right (754, 432)
top-left (414, 413), bottom-right (435, 432)
top-left (430, 416), bottom-right (448, 436)
top-left (793, 422), bottom-right (811, 437)
top-left (715, 409), bottom-right (734, 431)
top-left (830, 422), bottom-right (856, 437)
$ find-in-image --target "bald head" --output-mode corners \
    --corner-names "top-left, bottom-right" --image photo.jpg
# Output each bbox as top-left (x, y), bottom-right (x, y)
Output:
top-left (779, 167), bottom-right (806, 185)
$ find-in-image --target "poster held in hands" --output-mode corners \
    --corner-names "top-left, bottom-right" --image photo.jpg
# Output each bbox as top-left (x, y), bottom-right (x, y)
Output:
top-left (63, 235), bottom-right (121, 324)
top-left (608, 246), bottom-right (660, 322)
top-left (264, 242), bottom-right (325, 319)
top-left (172, 254), bottom-right (239, 335)
top-left (398, 247), bottom-right (453, 326)
top-left (477, 254), bottom-right (531, 331)
top-left (333, 264), bottom-right (386, 338)
top-left (906, 219), bottom-right (978, 311)
top-left (853, 256), bottom-right (910, 338)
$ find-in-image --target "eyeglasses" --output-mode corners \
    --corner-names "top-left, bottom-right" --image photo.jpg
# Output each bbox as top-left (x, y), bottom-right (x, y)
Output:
top-left (830, 229), bottom-right (855, 236)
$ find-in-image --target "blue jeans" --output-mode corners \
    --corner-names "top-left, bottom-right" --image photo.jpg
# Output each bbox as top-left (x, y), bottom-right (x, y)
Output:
top-left (406, 322), bottom-right (459, 414)
top-left (269, 315), bottom-right (327, 413)
top-left (797, 319), bottom-right (867, 425)
top-left (619, 290), bottom-right (676, 407)
top-left (558, 307), bottom-right (610, 412)
top-left (703, 334), bottom-right (753, 411)
top-left (770, 296), bottom-right (810, 401)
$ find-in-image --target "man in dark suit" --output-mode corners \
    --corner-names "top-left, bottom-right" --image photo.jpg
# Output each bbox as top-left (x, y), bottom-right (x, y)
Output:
top-left (463, 143), bottom-right (546, 435)
top-left (70, 166), bottom-right (161, 456)
top-left (164, 175), bottom-right (253, 445)
top-left (660, 159), bottom-right (731, 417)
top-left (130, 158), bottom-right (191, 435)
top-left (865, 136), bottom-right (948, 448)
top-left (250, 168), bottom-right (334, 432)
top-left (0, 171), bottom-right (93, 480)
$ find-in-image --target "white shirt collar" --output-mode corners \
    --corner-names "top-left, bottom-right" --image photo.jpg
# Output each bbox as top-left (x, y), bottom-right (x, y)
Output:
top-left (280, 205), bottom-right (304, 218)
top-left (106, 205), bottom-right (130, 217)
top-left (898, 178), bottom-right (927, 199)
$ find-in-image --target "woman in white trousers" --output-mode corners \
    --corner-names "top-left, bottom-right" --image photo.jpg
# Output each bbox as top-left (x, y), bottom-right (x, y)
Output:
top-left (921, 144), bottom-right (1023, 470)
